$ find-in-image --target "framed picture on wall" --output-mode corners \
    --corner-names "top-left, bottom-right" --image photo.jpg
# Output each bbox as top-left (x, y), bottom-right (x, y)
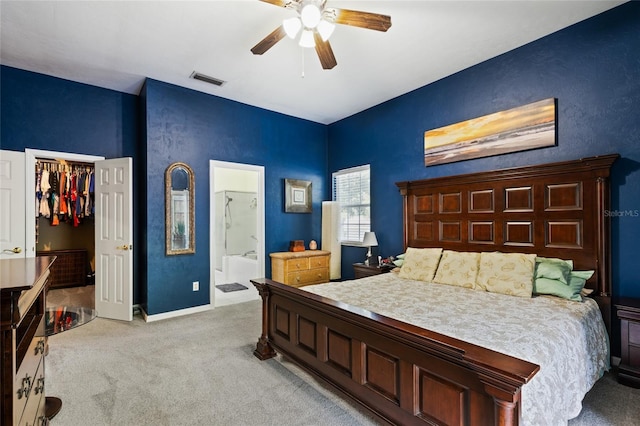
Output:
top-left (284, 179), bottom-right (312, 213)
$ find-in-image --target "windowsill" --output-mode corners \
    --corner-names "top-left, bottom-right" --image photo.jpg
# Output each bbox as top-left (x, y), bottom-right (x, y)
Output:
top-left (341, 242), bottom-right (366, 247)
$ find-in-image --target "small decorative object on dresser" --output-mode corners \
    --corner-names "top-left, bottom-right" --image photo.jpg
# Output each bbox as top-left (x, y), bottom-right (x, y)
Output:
top-left (616, 298), bottom-right (640, 388)
top-left (288, 240), bottom-right (305, 252)
top-left (308, 240), bottom-right (317, 250)
top-left (270, 250), bottom-right (330, 288)
top-left (353, 262), bottom-right (394, 279)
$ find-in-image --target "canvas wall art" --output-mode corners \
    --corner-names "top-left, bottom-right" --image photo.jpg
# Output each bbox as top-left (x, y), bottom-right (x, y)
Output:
top-left (424, 98), bottom-right (556, 166)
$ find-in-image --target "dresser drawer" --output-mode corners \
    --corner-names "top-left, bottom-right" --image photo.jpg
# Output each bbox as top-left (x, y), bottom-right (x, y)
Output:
top-left (14, 331), bottom-right (46, 422)
top-left (18, 359), bottom-right (45, 426)
top-left (285, 257), bottom-right (310, 272)
top-left (308, 255), bottom-right (329, 269)
top-left (287, 268), bottom-right (329, 287)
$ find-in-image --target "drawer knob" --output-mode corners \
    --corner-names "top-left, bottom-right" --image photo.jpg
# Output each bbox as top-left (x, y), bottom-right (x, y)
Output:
top-left (17, 374), bottom-right (32, 399)
top-left (35, 339), bottom-right (46, 355)
top-left (34, 376), bottom-right (45, 395)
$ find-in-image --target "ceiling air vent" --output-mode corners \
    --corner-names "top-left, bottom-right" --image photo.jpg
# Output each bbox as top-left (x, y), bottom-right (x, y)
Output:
top-left (190, 71), bottom-right (225, 87)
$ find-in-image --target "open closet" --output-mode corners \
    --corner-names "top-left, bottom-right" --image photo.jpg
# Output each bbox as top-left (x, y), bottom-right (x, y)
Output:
top-left (34, 158), bottom-right (95, 298)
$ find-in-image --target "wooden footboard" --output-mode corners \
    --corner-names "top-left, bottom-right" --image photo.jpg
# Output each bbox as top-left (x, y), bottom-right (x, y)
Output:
top-left (252, 278), bottom-right (539, 426)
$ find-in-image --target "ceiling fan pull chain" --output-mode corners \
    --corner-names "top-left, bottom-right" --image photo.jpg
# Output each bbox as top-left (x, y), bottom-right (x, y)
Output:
top-left (301, 47), bottom-right (305, 78)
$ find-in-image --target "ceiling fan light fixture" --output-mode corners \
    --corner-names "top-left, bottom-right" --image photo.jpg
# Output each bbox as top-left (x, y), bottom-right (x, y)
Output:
top-left (300, 3), bottom-right (321, 29)
top-left (283, 17), bottom-right (302, 39)
top-left (316, 19), bottom-right (335, 41)
top-left (299, 29), bottom-right (315, 48)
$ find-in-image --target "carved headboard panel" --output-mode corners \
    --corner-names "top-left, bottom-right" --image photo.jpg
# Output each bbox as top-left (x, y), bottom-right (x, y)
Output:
top-left (397, 154), bottom-right (618, 328)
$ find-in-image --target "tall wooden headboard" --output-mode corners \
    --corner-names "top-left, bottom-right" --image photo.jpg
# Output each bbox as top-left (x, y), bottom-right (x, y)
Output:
top-left (396, 154), bottom-right (618, 329)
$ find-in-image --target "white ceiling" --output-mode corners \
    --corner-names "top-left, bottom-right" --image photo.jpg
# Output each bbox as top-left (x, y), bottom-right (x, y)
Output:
top-left (0, 1), bottom-right (626, 124)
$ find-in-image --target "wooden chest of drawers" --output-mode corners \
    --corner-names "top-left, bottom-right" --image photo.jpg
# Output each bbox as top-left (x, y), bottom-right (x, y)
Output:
top-left (270, 250), bottom-right (330, 288)
top-left (616, 298), bottom-right (640, 388)
top-left (1, 256), bottom-right (54, 426)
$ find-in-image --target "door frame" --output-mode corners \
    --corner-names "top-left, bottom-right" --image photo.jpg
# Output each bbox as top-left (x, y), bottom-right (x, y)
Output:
top-left (209, 160), bottom-right (265, 307)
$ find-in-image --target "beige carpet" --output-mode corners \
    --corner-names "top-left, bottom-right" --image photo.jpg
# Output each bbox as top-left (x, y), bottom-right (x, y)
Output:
top-left (45, 296), bottom-right (640, 425)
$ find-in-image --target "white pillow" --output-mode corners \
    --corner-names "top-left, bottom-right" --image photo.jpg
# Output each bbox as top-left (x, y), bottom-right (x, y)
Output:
top-left (476, 252), bottom-right (536, 297)
top-left (398, 247), bottom-right (443, 282)
top-left (432, 250), bottom-right (480, 289)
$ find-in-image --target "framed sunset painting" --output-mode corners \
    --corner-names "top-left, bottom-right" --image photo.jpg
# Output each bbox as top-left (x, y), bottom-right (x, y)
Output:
top-left (424, 98), bottom-right (557, 166)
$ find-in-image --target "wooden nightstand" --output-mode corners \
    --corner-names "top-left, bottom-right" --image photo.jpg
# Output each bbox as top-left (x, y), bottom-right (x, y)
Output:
top-left (615, 297), bottom-right (640, 388)
top-left (353, 263), bottom-right (394, 279)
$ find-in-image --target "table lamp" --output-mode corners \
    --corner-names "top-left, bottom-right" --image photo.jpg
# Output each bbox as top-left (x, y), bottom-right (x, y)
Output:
top-left (362, 231), bottom-right (378, 265)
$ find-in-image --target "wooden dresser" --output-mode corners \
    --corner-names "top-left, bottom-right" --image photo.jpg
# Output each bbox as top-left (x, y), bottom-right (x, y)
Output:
top-left (616, 298), bottom-right (640, 388)
top-left (1, 256), bottom-right (55, 426)
top-left (270, 250), bottom-right (330, 288)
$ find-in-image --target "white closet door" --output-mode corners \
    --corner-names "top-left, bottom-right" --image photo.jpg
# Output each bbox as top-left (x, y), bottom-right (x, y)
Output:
top-left (95, 158), bottom-right (133, 321)
top-left (0, 150), bottom-right (26, 259)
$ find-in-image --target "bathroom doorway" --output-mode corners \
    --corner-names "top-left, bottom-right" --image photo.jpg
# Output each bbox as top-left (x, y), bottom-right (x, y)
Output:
top-left (209, 160), bottom-right (265, 307)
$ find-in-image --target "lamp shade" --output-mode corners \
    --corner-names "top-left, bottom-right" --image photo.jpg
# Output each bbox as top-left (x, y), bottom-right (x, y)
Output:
top-left (362, 231), bottom-right (378, 247)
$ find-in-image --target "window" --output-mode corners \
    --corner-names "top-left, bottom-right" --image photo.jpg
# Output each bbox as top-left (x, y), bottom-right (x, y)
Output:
top-left (332, 165), bottom-right (370, 244)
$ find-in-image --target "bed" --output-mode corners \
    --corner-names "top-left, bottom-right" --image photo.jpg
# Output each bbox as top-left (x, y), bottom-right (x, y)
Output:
top-left (252, 154), bottom-right (618, 425)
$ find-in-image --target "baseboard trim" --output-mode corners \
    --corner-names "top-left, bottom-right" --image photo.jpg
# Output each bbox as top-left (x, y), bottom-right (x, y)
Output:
top-left (141, 304), bottom-right (213, 322)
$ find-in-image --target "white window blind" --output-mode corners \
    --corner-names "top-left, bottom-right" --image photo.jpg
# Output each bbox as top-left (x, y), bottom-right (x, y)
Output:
top-left (332, 165), bottom-right (370, 244)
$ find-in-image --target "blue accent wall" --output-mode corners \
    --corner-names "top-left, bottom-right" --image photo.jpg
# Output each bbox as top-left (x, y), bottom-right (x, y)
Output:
top-left (2, 1), bottom-right (638, 318)
top-left (1, 66), bottom-right (138, 158)
top-left (329, 1), bottom-right (640, 300)
top-left (142, 79), bottom-right (327, 315)
top-left (0, 65), bottom-right (143, 303)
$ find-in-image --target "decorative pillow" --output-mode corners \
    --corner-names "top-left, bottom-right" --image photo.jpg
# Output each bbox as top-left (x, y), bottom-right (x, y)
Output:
top-left (398, 247), bottom-right (443, 282)
top-left (533, 270), bottom-right (594, 302)
top-left (432, 250), bottom-right (480, 289)
top-left (476, 252), bottom-right (536, 297)
top-left (535, 257), bottom-right (573, 284)
top-left (581, 287), bottom-right (594, 297)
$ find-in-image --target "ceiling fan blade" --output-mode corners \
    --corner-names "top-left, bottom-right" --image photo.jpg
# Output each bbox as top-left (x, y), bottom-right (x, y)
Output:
top-left (251, 25), bottom-right (287, 55)
top-left (259, 0), bottom-right (289, 7)
top-left (328, 8), bottom-right (392, 32)
top-left (314, 32), bottom-right (337, 70)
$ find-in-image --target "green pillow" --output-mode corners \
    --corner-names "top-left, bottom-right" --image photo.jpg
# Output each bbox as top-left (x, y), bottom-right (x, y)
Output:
top-left (571, 270), bottom-right (595, 280)
top-left (533, 270), bottom-right (594, 302)
top-left (535, 257), bottom-right (573, 284)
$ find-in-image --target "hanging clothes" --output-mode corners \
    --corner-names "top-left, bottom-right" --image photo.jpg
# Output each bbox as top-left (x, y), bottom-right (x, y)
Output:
top-left (35, 159), bottom-right (95, 226)
top-left (39, 168), bottom-right (51, 218)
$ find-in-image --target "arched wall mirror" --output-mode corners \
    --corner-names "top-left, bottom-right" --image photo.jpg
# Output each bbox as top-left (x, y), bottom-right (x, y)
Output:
top-left (165, 162), bottom-right (195, 255)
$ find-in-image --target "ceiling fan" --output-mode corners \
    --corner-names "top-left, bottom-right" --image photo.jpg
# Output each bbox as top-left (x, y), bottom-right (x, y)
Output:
top-left (251, 0), bottom-right (392, 70)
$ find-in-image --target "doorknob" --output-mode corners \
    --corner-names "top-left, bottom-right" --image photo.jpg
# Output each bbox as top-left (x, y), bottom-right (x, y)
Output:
top-left (117, 245), bottom-right (132, 251)
top-left (2, 247), bottom-right (22, 254)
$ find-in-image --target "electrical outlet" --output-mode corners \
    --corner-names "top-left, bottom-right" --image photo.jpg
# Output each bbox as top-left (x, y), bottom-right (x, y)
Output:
top-left (192, 281), bottom-right (199, 291)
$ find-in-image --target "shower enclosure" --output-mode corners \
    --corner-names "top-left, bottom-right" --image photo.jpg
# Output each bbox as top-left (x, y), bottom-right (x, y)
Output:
top-left (214, 190), bottom-right (258, 288)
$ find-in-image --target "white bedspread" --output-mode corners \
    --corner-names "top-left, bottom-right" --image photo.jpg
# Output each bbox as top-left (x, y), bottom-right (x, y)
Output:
top-left (303, 273), bottom-right (610, 426)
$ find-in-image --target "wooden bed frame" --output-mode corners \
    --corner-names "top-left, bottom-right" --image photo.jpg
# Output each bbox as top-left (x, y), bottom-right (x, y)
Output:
top-left (252, 154), bottom-right (618, 425)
